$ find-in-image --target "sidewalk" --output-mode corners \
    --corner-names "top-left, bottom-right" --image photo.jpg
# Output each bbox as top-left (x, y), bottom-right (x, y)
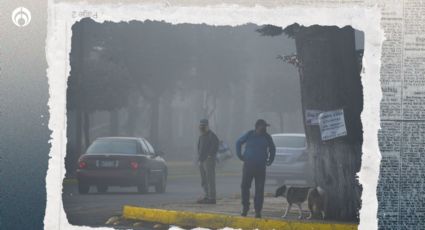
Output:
top-left (153, 194), bottom-right (300, 219)
top-left (117, 194), bottom-right (358, 230)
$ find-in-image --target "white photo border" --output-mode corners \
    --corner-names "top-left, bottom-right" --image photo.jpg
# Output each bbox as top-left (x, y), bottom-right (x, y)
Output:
top-left (45, 2), bottom-right (384, 229)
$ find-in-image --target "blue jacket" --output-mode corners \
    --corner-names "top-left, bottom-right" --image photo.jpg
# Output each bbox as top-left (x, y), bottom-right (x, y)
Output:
top-left (236, 130), bottom-right (276, 166)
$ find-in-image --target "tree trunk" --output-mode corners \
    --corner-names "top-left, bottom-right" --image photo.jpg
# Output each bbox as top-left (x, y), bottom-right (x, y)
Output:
top-left (76, 109), bottom-right (83, 154)
top-left (295, 26), bottom-right (362, 221)
top-left (149, 96), bottom-right (160, 148)
top-left (126, 92), bottom-right (140, 136)
top-left (126, 107), bottom-right (138, 136)
top-left (66, 110), bottom-right (83, 177)
top-left (278, 112), bottom-right (284, 132)
top-left (83, 111), bottom-right (90, 150)
top-left (74, 21), bottom-right (85, 163)
top-left (202, 90), bottom-right (209, 119)
top-left (110, 109), bottom-right (119, 136)
top-left (160, 94), bottom-right (174, 151)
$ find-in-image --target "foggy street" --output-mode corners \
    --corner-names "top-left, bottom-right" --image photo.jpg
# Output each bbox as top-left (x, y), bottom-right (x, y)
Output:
top-left (63, 160), bottom-right (280, 227)
top-left (63, 19), bottom-right (365, 228)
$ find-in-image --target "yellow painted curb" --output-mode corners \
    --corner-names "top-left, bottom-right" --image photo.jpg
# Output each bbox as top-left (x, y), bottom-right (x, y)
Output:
top-left (122, 205), bottom-right (358, 230)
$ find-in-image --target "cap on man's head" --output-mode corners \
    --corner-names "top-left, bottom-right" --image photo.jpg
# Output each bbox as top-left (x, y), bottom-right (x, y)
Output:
top-left (255, 119), bottom-right (270, 128)
top-left (200, 119), bottom-right (209, 126)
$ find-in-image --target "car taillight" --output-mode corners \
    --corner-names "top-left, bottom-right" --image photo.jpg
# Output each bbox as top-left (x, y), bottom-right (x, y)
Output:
top-left (130, 161), bottom-right (139, 170)
top-left (79, 161), bottom-right (87, 169)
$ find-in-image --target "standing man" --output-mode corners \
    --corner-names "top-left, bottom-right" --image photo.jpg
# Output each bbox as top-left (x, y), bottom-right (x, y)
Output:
top-left (236, 119), bottom-right (276, 218)
top-left (197, 119), bottom-right (219, 204)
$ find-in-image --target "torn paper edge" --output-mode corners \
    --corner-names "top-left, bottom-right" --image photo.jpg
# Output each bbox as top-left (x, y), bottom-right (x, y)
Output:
top-left (45, 2), bottom-right (384, 230)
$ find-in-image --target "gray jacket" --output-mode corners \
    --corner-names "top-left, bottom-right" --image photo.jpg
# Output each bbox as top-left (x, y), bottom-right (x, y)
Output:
top-left (197, 130), bottom-right (219, 162)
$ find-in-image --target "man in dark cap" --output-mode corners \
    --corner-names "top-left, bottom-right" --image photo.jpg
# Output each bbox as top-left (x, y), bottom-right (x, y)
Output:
top-left (197, 119), bottom-right (219, 204)
top-left (236, 119), bottom-right (276, 218)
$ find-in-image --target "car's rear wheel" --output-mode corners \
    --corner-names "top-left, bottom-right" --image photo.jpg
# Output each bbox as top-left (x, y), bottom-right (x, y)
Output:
top-left (96, 185), bottom-right (108, 193)
top-left (137, 173), bottom-right (149, 194)
top-left (155, 173), bottom-right (166, 193)
top-left (78, 182), bottom-right (90, 194)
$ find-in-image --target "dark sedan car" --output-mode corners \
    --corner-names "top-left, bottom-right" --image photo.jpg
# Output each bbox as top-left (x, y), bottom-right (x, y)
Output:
top-left (76, 137), bottom-right (167, 194)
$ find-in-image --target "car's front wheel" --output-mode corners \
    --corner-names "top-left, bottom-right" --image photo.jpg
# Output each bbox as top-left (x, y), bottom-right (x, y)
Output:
top-left (78, 182), bottom-right (90, 194)
top-left (155, 173), bottom-right (166, 193)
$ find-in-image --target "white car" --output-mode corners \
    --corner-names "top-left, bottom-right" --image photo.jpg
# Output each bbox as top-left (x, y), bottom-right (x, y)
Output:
top-left (267, 133), bottom-right (313, 186)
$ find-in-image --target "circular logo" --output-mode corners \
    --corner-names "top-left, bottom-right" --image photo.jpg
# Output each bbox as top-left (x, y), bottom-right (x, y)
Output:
top-left (12, 7), bottom-right (31, 27)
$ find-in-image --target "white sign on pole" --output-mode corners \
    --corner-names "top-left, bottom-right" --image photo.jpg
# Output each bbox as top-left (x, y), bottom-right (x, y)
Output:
top-left (318, 109), bottom-right (347, 141)
top-left (305, 109), bottom-right (322, 125)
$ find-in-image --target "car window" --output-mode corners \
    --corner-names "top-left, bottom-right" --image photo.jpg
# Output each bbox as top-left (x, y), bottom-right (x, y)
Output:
top-left (144, 140), bottom-right (155, 154)
top-left (86, 140), bottom-right (139, 154)
top-left (272, 136), bottom-right (306, 148)
top-left (139, 139), bottom-right (150, 154)
top-left (144, 139), bottom-right (155, 154)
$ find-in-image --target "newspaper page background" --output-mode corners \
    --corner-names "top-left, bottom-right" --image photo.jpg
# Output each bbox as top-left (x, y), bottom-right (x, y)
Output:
top-left (376, 0), bottom-right (425, 229)
top-left (48, 0), bottom-right (423, 229)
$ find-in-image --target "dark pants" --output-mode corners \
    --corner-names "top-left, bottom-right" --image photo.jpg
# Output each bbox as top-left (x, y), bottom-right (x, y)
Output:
top-left (241, 163), bottom-right (266, 213)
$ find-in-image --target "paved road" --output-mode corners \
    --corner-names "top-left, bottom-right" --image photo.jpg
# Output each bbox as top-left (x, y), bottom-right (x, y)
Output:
top-left (62, 164), bottom-right (281, 228)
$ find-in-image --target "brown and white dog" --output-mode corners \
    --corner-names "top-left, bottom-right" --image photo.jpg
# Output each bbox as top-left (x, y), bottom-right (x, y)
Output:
top-left (275, 185), bottom-right (326, 219)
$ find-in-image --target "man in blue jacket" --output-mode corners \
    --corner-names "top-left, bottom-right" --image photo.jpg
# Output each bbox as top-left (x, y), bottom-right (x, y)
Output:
top-left (236, 119), bottom-right (276, 218)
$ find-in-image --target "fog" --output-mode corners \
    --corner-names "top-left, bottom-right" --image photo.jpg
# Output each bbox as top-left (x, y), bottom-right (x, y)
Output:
top-left (67, 19), bottom-right (305, 165)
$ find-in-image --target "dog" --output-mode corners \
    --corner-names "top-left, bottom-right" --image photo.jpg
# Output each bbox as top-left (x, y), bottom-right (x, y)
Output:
top-left (306, 186), bottom-right (326, 220)
top-left (275, 185), bottom-right (326, 220)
